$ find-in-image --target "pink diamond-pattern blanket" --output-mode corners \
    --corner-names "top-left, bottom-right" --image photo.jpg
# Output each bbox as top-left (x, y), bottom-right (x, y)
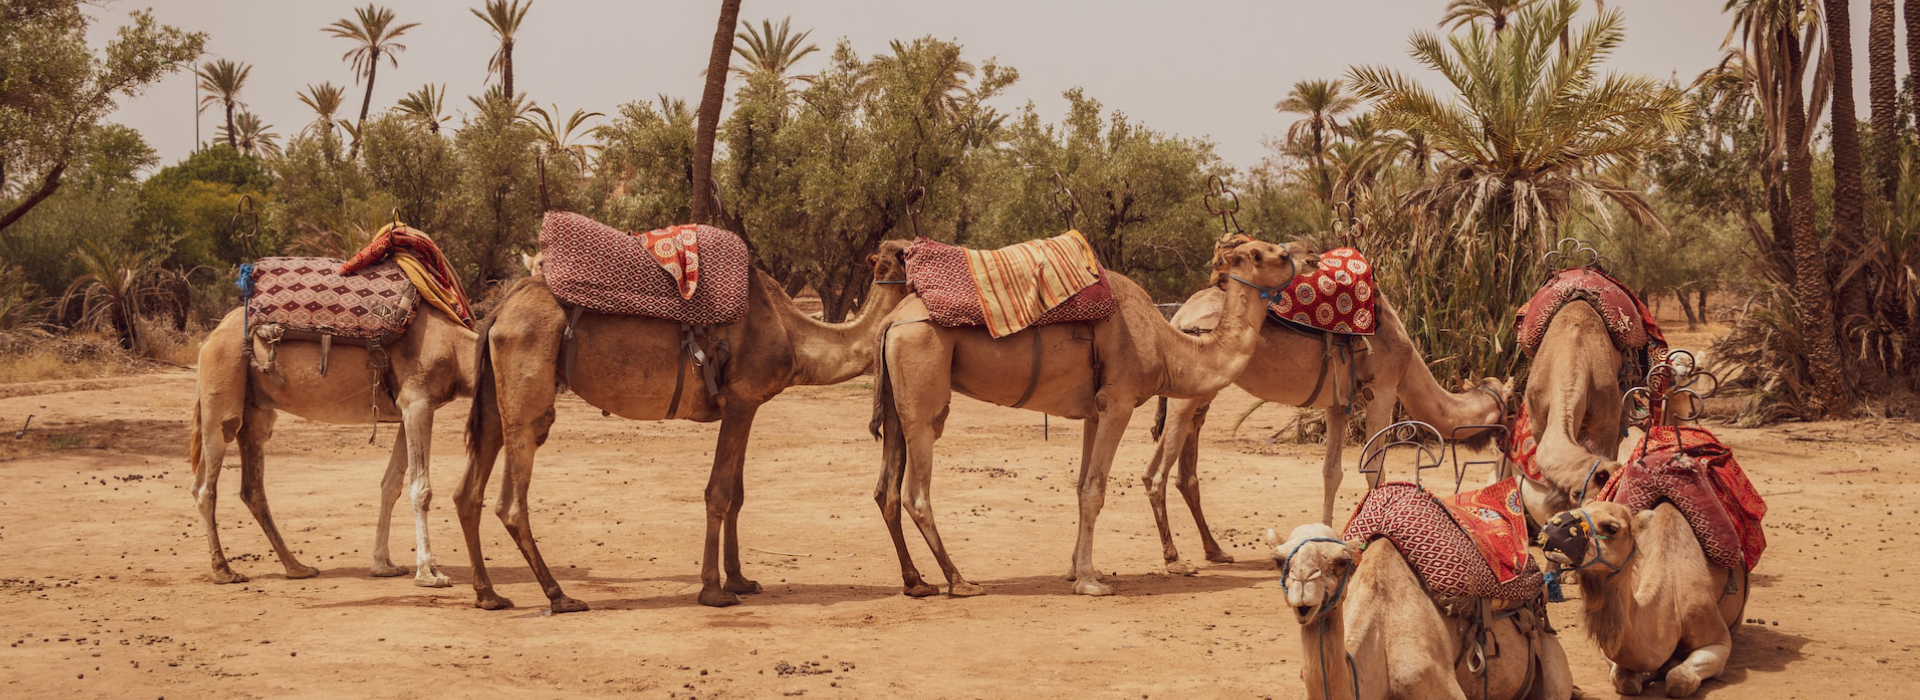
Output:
top-left (904, 235), bottom-right (1116, 336)
top-left (538, 211), bottom-right (749, 324)
top-left (640, 224), bottom-right (702, 299)
top-left (1516, 267), bottom-right (1666, 357)
top-left (1343, 481), bottom-right (1543, 602)
top-left (1601, 425), bottom-right (1767, 572)
top-left (245, 257), bottom-right (419, 340)
top-left (1269, 247), bottom-right (1376, 335)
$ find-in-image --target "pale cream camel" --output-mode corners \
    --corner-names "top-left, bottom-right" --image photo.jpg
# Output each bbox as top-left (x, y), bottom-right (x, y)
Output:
top-left (1545, 502), bottom-right (1747, 697)
top-left (188, 306), bottom-right (476, 587)
top-left (1511, 302), bottom-right (1627, 526)
top-left (1273, 524), bottom-right (1574, 700)
top-left (869, 238), bottom-right (1309, 597)
top-left (457, 242), bottom-right (912, 612)
top-left (1144, 291), bottom-right (1508, 573)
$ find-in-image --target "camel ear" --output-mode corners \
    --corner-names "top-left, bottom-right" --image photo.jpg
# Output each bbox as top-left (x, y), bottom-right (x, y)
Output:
top-left (1264, 528), bottom-right (1279, 547)
top-left (867, 254), bottom-right (879, 266)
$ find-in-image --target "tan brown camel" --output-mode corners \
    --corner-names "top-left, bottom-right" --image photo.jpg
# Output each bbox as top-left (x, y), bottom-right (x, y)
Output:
top-left (457, 242), bottom-right (912, 612)
top-left (870, 238), bottom-right (1309, 597)
top-left (1144, 291), bottom-right (1508, 572)
top-left (188, 306), bottom-right (475, 587)
top-left (1272, 524), bottom-right (1574, 700)
top-left (1544, 502), bottom-right (1746, 697)
top-left (1511, 301), bottom-right (1626, 525)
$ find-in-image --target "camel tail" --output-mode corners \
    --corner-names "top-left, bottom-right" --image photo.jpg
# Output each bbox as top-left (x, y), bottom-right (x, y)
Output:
top-left (869, 324), bottom-right (908, 505)
top-left (188, 398), bottom-right (203, 476)
top-left (464, 312), bottom-right (501, 469)
top-left (1150, 395), bottom-right (1168, 441)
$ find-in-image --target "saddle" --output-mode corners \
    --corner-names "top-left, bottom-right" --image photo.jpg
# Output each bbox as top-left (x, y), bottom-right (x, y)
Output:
top-left (1601, 425), bottom-right (1767, 572)
top-left (1515, 267), bottom-right (1664, 358)
top-left (1343, 480), bottom-right (1543, 606)
top-left (538, 211), bottom-right (750, 324)
top-left (904, 232), bottom-right (1116, 338)
top-left (1268, 246), bottom-right (1377, 335)
top-left (244, 256), bottom-right (420, 375)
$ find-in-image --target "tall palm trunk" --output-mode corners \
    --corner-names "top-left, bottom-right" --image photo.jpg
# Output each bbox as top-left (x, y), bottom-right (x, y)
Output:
top-left (1828, 0), bottom-right (1869, 329)
top-left (1908, 0), bottom-right (1920, 142)
top-left (223, 100), bottom-right (237, 149)
top-left (502, 40), bottom-right (515, 100)
top-left (690, 0), bottom-right (742, 224)
top-left (1783, 29), bottom-right (1849, 416)
top-left (1869, 0), bottom-right (1899, 202)
top-left (350, 48), bottom-right (382, 160)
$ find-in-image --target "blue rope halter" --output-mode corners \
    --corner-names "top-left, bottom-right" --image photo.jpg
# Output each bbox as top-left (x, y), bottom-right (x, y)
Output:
top-left (1280, 537), bottom-right (1361, 700)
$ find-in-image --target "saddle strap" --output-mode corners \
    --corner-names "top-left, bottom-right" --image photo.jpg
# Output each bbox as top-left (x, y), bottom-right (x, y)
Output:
top-left (1010, 330), bottom-right (1045, 409)
top-left (1301, 332), bottom-right (1336, 408)
top-left (666, 323), bottom-right (693, 419)
top-left (319, 335), bottom-right (333, 377)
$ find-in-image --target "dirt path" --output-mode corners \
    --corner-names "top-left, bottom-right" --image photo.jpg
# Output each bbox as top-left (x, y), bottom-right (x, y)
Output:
top-left (0, 368), bottom-right (1913, 699)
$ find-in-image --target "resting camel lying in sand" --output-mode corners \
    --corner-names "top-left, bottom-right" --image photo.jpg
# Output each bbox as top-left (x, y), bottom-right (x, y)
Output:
top-left (1542, 501), bottom-right (1747, 697)
top-left (189, 306), bottom-right (475, 587)
top-left (1272, 523), bottom-right (1573, 700)
top-left (1144, 290), bottom-right (1508, 573)
top-left (871, 237), bottom-right (1309, 597)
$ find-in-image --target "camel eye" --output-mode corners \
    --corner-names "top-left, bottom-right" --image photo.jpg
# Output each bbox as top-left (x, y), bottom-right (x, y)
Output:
top-left (1598, 520), bottom-right (1621, 537)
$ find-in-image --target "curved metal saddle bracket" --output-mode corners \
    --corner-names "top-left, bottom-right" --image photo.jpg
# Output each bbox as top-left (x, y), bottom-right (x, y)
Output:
top-left (1051, 172), bottom-right (1081, 231)
top-left (1358, 420), bottom-right (1445, 489)
top-left (1446, 423), bottom-right (1512, 495)
top-left (1541, 237), bottom-right (1611, 277)
top-left (230, 195), bottom-right (260, 260)
top-left (1621, 348), bottom-right (1721, 431)
top-left (1203, 174), bottom-right (1243, 237)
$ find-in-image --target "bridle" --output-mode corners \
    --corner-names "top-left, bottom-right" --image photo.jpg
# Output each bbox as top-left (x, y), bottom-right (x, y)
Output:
top-left (1567, 509), bottom-right (1637, 582)
top-left (1280, 537), bottom-right (1361, 700)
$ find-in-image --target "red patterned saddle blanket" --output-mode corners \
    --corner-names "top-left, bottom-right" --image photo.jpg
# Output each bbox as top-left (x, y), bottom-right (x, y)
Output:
top-left (1516, 268), bottom-right (1664, 357)
top-left (1269, 247), bottom-right (1377, 335)
top-left (1602, 426), bottom-right (1767, 572)
top-left (1343, 480), bottom-right (1541, 602)
top-left (245, 257), bottom-right (419, 340)
top-left (904, 235), bottom-right (1116, 336)
top-left (539, 211), bottom-right (750, 324)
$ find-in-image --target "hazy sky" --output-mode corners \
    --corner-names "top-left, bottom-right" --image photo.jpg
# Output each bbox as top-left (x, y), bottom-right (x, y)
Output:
top-left (89, 1), bottom-right (1902, 171)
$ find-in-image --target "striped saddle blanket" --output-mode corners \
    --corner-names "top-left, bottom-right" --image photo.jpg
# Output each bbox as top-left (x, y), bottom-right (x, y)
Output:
top-left (245, 257), bottom-right (419, 340)
top-left (1343, 479), bottom-right (1541, 603)
top-left (1602, 425), bottom-right (1767, 572)
top-left (905, 231), bottom-right (1116, 338)
top-left (539, 211), bottom-right (750, 324)
top-left (1268, 247), bottom-right (1377, 335)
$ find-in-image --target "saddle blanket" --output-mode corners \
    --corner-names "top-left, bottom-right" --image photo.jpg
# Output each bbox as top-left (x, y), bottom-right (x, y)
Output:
top-left (538, 211), bottom-right (749, 324)
top-left (639, 224), bottom-right (702, 299)
top-left (1602, 426), bottom-right (1767, 572)
top-left (1343, 480), bottom-right (1542, 602)
top-left (1269, 247), bottom-right (1376, 335)
top-left (245, 257), bottom-right (420, 340)
top-left (339, 223), bottom-right (473, 328)
top-left (905, 233), bottom-right (1116, 337)
top-left (1516, 267), bottom-right (1665, 357)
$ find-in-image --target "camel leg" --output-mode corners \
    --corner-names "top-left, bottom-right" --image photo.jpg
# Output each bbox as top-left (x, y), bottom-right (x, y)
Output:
top-left (1142, 398), bottom-right (1192, 575)
top-left (1319, 408), bottom-right (1349, 525)
top-left (1066, 418), bottom-right (1101, 583)
top-left (874, 411), bottom-right (936, 598)
top-left (1530, 631), bottom-right (1575, 700)
top-left (369, 428), bottom-right (410, 577)
top-left (234, 404), bottom-right (317, 580)
top-left (698, 404), bottom-right (759, 607)
top-left (1663, 627), bottom-right (1732, 697)
top-left (900, 413), bottom-right (981, 597)
top-left (1360, 385), bottom-right (1398, 492)
top-left (1175, 400), bottom-right (1233, 564)
top-left (1070, 405), bottom-right (1133, 596)
top-left (1611, 662), bottom-right (1653, 696)
top-left (454, 389), bottom-right (511, 610)
top-left (193, 399), bottom-right (246, 584)
top-left (721, 416), bottom-right (762, 597)
top-left (492, 373), bottom-right (581, 613)
top-left (397, 395), bottom-right (449, 588)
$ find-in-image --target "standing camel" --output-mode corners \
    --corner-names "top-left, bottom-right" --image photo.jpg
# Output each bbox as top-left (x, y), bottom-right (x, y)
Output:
top-left (1144, 291), bottom-right (1507, 573)
top-left (870, 237), bottom-right (1310, 597)
top-left (1272, 523), bottom-right (1574, 700)
top-left (457, 240), bottom-right (913, 612)
top-left (188, 305), bottom-right (475, 587)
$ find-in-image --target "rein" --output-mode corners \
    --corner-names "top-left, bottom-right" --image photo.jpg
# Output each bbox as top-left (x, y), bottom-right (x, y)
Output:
top-left (1225, 274), bottom-right (1286, 303)
top-left (1569, 509), bottom-right (1638, 582)
top-left (1281, 537), bottom-right (1361, 700)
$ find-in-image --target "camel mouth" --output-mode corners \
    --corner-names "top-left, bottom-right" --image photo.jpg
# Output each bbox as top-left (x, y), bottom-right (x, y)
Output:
top-left (1294, 604), bottom-right (1317, 623)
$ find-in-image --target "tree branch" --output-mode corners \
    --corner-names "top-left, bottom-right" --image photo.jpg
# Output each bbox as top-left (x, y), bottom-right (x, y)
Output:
top-left (0, 163), bottom-right (68, 235)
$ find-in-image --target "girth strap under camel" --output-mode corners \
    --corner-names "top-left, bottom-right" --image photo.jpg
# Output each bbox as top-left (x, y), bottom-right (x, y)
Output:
top-left (561, 304), bottom-right (724, 417)
top-left (1010, 330), bottom-right (1045, 409)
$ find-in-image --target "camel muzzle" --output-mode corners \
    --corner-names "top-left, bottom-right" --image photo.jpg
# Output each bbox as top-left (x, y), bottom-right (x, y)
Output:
top-left (1536, 511), bottom-right (1589, 566)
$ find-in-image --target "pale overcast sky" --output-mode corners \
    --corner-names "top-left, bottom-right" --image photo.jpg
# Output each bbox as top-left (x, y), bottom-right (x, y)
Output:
top-left (88, 1), bottom-right (1900, 171)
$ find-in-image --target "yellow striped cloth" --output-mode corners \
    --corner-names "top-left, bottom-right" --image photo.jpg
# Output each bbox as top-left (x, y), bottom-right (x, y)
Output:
top-left (964, 229), bottom-right (1103, 338)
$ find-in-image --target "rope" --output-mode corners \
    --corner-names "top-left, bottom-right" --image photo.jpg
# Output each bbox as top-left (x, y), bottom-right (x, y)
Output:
top-left (236, 262), bottom-right (256, 335)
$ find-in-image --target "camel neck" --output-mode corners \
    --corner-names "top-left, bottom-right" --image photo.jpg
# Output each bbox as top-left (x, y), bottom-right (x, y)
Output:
top-left (1159, 277), bottom-right (1267, 397)
top-left (1379, 300), bottom-right (1499, 432)
top-left (787, 282), bottom-right (905, 386)
top-left (1301, 610), bottom-right (1358, 700)
top-left (1576, 541), bottom-right (1647, 660)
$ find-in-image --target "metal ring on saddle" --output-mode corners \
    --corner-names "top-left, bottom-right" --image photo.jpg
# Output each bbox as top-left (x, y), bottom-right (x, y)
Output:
top-left (1203, 174), bottom-right (1242, 236)
top-left (1051, 172), bottom-right (1081, 230)
top-left (230, 195), bottom-right (260, 260)
top-left (1358, 420), bottom-right (1446, 489)
top-left (1446, 422), bottom-right (1511, 493)
top-left (1543, 237), bottom-right (1609, 276)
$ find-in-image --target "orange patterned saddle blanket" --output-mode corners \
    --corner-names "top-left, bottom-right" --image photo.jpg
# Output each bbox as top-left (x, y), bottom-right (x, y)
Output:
top-left (1343, 479), bottom-right (1540, 602)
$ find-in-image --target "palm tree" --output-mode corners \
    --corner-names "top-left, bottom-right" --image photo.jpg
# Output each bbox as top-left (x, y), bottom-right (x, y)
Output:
top-left (1276, 79), bottom-right (1359, 202)
top-left (195, 59), bottom-right (251, 149)
top-left (523, 104), bottom-right (604, 166)
top-left (296, 82), bottom-right (347, 138)
top-left (220, 112), bottom-right (281, 157)
top-left (1439, 0), bottom-right (1536, 32)
top-left (1829, 0), bottom-right (1869, 326)
top-left (1909, 0), bottom-right (1919, 143)
top-left (732, 17), bottom-right (818, 84)
top-left (59, 242), bottom-right (181, 351)
top-left (1868, 0), bottom-right (1898, 201)
top-left (325, 4), bottom-right (421, 158)
top-left (472, 0), bottom-right (531, 100)
top-left (865, 38), bottom-right (977, 122)
top-left (690, 0), bottom-right (742, 224)
top-left (396, 83), bottom-right (451, 134)
top-left (465, 84), bottom-right (532, 119)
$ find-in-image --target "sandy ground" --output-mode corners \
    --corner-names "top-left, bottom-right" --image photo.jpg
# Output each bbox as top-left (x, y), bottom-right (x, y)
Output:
top-left (1, 342), bottom-right (1916, 699)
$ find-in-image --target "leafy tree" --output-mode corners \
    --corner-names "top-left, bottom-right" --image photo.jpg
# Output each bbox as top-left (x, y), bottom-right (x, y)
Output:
top-left (296, 82), bottom-right (348, 139)
top-left (732, 17), bottom-right (819, 84)
top-left (0, 3), bottom-right (205, 234)
top-left (195, 59), bottom-right (251, 149)
top-left (396, 83), bottom-right (452, 134)
top-left (472, 0), bottom-right (531, 101)
top-left (450, 97), bottom-right (542, 290)
top-left (136, 146), bottom-right (273, 269)
top-left (325, 4), bottom-right (420, 159)
top-left (360, 113), bottom-right (457, 233)
top-left (1275, 79), bottom-right (1359, 202)
top-left (595, 96), bottom-right (698, 229)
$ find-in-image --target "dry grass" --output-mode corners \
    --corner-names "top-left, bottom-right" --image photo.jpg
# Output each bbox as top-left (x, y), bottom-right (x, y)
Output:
top-left (0, 330), bottom-right (148, 384)
top-left (131, 316), bottom-right (203, 367)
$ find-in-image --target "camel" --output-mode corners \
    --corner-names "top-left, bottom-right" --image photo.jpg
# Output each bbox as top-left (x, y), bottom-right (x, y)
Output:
top-left (870, 237), bottom-right (1309, 597)
top-left (1144, 290), bottom-right (1508, 573)
top-left (457, 240), bottom-right (913, 612)
top-left (1510, 300), bottom-right (1628, 526)
top-left (1272, 523), bottom-right (1574, 700)
top-left (1542, 502), bottom-right (1746, 697)
top-left (188, 305), bottom-right (475, 587)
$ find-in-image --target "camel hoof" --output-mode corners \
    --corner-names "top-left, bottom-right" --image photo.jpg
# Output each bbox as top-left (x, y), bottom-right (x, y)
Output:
top-left (902, 582), bottom-right (939, 598)
top-left (475, 592), bottom-right (514, 610)
top-left (1165, 560), bottom-right (1200, 576)
top-left (1073, 579), bottom-right (1115, 596)
top-left (698, 588), bottom-right (743, 607)
top-left (723, 578), bottom-right (762, 595)
top-left (413, 571), bottom-right (452, 588)
top-left (369, 563), bottom-right (409, 578)
top-left (283, 563), bottom-right (320, 580)
top-left (549, 596), bottom-right (590, 614)
top-left (1612, 665), bottom-right (1645, 696)
top-left (1205, 551), bottom-right (1236, 564)
top-left (947, 581), bottom-right (985, 597)
top-left (1663, 667), bottom-right (1702, 697)
top-left (211, 569), bottom-right (249, 585)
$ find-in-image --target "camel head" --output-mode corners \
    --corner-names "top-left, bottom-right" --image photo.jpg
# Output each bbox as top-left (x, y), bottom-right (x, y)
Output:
top-left (520, 251), bottom-right (544, 277)
top-left (1208, 238), bottom-right (1315, 291)
top-left (1268, 524), bottom-right (1361, 626)
top-left (1451, 376), bottom-right (1516, 450)
top-left (1537, 501), bottom-right (1636, 575)
top-left (867, 240), bottom-right (910, 284)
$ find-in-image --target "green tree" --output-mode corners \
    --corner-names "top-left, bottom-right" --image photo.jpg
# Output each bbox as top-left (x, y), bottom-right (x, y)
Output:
top-left (523, 104), bottom-right (604, 166)
top-left (135, 146), bottom-right (273, 270)
top-left (472, 0), bottom-right (531, 101)
top-left (360, 113), bottom-right (457, 233)
top-left (732, 17), bottom-right (819, 84)
top-left (395, 83), bottom-right (451, 134)
top-left (325, 4), bottom-right (420, 159)
top-left (0, 4), bottom-right (205, 234)
top-left (220, 112), bottom-right (280, 158)
top-left (595, 95), bottom-right (697, 228)
top-left (296, 82), bottom-right (348, 139)
top-left (195, 59), bottom-right (251, 150)
top-left (1276, 79), bottom-right (1359, 203)
top-left (451, 97), bottom-right (542, 289)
